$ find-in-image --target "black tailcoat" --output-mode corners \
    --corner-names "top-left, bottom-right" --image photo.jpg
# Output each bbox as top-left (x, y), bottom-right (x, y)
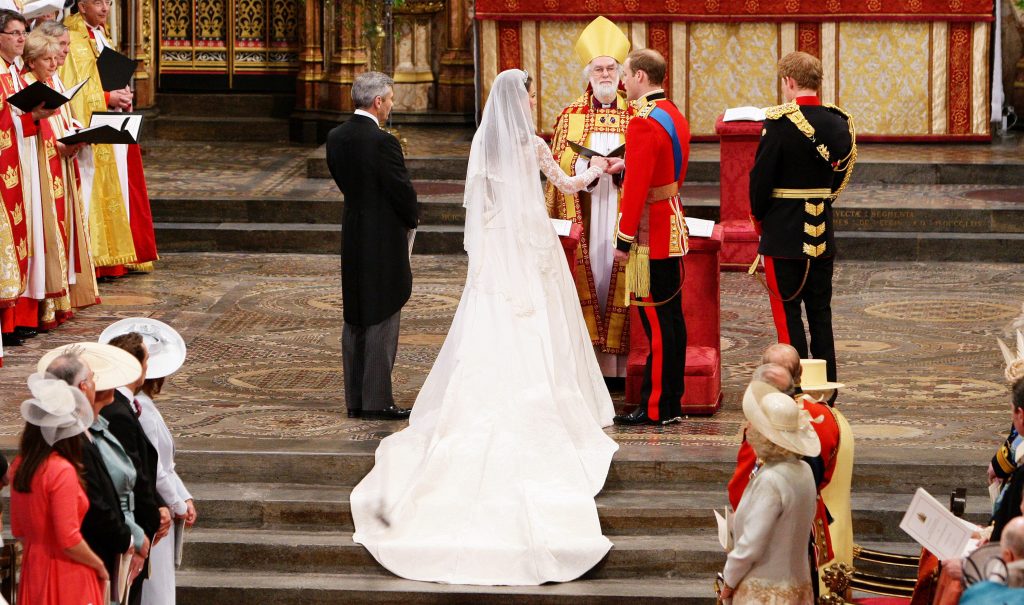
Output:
top-left (326, 114), bottom-right (419, 326)
top-left (100, 391), bottom-right (166, 539)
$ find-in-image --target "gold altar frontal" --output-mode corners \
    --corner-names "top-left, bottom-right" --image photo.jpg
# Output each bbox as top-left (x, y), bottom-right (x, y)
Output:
top-left (476, 2), bottom-right (993, 141)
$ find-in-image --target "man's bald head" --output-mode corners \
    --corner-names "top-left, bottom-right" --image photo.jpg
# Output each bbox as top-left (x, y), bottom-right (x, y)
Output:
top-left (762, 343), bottom-right (801, 384)
top-left (752, 363), bottom-right (794, 394)
top-left (1003, 517), bottom-right (1024, 561)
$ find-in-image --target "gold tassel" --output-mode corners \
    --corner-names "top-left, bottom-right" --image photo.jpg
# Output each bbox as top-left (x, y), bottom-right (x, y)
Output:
top-left (624, 243), bottom-right (650, 306)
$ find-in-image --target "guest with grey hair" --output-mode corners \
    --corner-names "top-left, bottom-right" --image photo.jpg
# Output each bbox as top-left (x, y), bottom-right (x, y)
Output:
top-left (40, 343), bottom-right (147, 601)
top-left (326, 71), bottom-right (418, 420)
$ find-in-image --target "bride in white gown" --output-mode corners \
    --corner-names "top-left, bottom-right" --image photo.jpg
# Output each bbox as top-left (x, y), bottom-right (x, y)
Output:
top-left (349, 69), bottom-right (619, 586)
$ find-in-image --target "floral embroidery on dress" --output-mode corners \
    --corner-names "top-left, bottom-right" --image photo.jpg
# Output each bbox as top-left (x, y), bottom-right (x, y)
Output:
top-left (534, 137), bottom-right (603, 195)
top-left (735, 579), bottom-right (814, 605)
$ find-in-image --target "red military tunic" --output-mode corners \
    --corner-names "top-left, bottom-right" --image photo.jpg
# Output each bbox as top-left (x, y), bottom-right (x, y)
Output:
top-left (614, 91), bottom-right (690, 260)
top-left (727, 395), bottom-right (841, 563)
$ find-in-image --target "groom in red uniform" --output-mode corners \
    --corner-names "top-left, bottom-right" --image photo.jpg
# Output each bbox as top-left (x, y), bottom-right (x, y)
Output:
top-left (612, 49), bottom-right (690, 426)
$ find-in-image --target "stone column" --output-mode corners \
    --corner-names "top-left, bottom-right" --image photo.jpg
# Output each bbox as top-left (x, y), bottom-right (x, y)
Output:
top-left (297, 0), bottom-right (325, 112)
top-left (328, 0), bottom-right (371, 113)
top-left (392, 1), bottom-right (444, 112)
top-left (131, 0), bottom-right (156, 108)
top-left (436, 0), bottom-right (474, 113)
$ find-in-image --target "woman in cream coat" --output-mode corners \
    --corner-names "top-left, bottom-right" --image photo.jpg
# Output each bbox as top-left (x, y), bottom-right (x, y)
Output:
top-left (721, 380), bottom-right (821, 605)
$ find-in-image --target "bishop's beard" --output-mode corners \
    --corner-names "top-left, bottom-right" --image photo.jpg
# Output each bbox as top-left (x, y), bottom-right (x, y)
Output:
top-left (592, 81), bottom-right (618, 105)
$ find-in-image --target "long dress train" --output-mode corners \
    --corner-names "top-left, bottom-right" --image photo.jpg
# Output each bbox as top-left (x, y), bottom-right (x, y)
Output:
top-left (350, 69), bottom-right (619, 586)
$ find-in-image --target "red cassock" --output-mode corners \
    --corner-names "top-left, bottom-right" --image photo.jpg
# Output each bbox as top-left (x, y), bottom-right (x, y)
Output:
top-left (727, 396), bottom-right (841, 563)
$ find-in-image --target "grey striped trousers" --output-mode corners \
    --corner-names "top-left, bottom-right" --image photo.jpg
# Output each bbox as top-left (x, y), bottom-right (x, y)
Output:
top-left (342, 311), bottom-right (401, 412)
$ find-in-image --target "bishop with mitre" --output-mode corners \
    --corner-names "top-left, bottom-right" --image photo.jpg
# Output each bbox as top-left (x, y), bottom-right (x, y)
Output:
top-left (545, 16), bottom-right (634, 377)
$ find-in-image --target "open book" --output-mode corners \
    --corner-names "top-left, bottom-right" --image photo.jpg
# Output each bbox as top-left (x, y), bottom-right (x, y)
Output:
top-left (113, 550), bottom-right (132, 604)
top-left (899, 487), bottom-right (980, 561)
top-left (98, 47), bottom-right (141, 91)
top-left (568, 140), bottom-right (625, 159)
top-left (7, 78), bottom-right (88, 112)
top-left (722, 106), bottom-right (767, 122)
top-left (59, 112), bottom-right (143, 145)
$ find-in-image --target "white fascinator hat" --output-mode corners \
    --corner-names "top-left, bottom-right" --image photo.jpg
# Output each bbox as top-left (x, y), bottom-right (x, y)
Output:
top-left (21, 373), bottom-right (94, 445)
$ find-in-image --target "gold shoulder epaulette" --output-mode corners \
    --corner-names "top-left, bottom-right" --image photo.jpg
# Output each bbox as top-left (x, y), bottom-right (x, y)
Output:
top-left (762, 102), bottom-right (799, 120)
top-left (636, 99), bottom-right (658, 119)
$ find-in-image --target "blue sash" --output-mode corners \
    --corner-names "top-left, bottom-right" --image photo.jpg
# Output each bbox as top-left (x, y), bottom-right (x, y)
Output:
top-left (648, 106), bottom-right (683, 182)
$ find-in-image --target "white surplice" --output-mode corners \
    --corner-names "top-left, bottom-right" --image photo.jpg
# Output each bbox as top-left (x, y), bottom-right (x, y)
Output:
top-left (349, 69), bottom-right (619, 586)
top-left (136, 392), bottom-right (191, 605)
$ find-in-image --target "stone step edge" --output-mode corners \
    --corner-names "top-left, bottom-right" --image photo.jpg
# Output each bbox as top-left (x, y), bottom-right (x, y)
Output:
top-left (184, 482), bottom-right (994, 517)
top-left (176, 569), bottom-right (711, 599)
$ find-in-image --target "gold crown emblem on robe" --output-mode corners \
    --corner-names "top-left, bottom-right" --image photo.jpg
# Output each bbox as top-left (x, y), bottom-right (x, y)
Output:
top-left (574, 16), bottom-right (630, 65)
top-left (16, 238), bottom-right (26, 260)
top-left (52, 176), bottom-right (63, 199)
top-left (2, 166), bottom-right (18, 189)
top-left (45, 140), bottom-right (56, 160)
top-left (11, 201), bottom-right (22, 225)
top-left (0, 129), bottom-right (11, 152)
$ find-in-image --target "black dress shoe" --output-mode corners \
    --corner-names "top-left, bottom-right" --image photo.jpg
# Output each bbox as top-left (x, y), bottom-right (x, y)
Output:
top-left (1, 333), bottom-right (24, 347)
top-left (14, 327), bottom-right (37, 338)
top-left (347, 408), bottom-right (362, 419)
top-left (362, 405), bottom-right (412, 420)
top-left (613, 406), bottom-right (654, 426)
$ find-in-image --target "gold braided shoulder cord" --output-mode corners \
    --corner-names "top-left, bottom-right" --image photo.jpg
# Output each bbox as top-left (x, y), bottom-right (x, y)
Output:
top-left (829, 109), bottom-right (857, 200)
top-left (762, 101), bottom-right (798, 120)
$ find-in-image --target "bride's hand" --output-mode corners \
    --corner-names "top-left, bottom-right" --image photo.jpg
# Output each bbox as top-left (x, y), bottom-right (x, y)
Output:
top-left (589, 156), bottom-right (609, 171)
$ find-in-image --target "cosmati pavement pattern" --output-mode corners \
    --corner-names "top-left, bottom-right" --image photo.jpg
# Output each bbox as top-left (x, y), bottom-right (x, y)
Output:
top-left (0, 253), bottom-right (1019, 467)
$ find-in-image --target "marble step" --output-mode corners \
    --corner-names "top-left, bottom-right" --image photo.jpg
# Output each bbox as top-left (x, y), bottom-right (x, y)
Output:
top-left (179, 529), bottom-right (724, 579)
top-left (177, 570), bottom-right (713, 605)
top-left (305, 149), bottom-right (1024, 186)
top-left (187, 482), bottom-right (991, 541)
top-left (153, 116), bottom-right (293, 143)
top-left (156, 93), bottom-right (296, 119)
top-left (152, 220), bottom-right (1024, 261)
top-left (174, 447), bottom-right (990, 496)
top-left (149, 188), bottom-right (1024, 234)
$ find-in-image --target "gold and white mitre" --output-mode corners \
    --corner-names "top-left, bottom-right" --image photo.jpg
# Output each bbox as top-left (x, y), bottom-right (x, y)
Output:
top-left (574, 16), bottom-right (630, 65)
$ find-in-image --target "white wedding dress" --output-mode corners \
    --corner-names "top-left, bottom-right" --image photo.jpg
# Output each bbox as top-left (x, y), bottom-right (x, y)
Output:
top-left (349, 69), bottom-right (619, 586)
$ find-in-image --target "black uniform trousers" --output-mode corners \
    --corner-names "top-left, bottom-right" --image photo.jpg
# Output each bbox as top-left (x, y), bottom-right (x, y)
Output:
top-left (764, 255), bottom-right (837, 382)
top-left (636, 258), bottom-right (686, 422)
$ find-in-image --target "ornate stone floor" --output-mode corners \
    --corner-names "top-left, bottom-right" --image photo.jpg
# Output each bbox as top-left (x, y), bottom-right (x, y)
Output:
top-left (0, 253), bottom-right (1019, 466)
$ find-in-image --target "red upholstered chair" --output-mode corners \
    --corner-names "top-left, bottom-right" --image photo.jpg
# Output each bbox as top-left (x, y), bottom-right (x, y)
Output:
top-left (715, 116), bottom-right (762, 272)
top-left (625, 224), bottom-right (723, 415)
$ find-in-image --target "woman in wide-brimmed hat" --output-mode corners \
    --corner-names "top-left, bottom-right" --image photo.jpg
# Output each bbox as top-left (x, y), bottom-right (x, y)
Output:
top-left (9, 372), bottom-right (108, 605)
top-left (720, 381), bottom-right (821, 605)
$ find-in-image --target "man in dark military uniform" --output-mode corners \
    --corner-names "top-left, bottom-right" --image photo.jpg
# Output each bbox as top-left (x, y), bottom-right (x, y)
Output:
top-left (612, 48), bottom-right (691, 426)
top-left (749, 51), bottom-right (856, 387)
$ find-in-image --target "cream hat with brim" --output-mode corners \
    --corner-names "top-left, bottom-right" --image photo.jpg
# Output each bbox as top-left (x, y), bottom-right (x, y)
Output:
top-left (742, 380), bottom-right (821, 458)
top-left (99, 317), bottom-right (187, 379)
top-left (799, 359), bottom-right (844, 391)
top-left (37, 342), bottom-right (143, 391)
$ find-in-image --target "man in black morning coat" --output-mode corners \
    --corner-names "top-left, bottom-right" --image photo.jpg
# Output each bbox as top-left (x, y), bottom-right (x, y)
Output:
top-left (327, 71), bottom-right (419, 421)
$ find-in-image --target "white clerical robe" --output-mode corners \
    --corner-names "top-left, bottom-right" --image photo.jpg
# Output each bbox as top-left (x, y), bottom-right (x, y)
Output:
top-left (574, 130), bottom-right (625, 377)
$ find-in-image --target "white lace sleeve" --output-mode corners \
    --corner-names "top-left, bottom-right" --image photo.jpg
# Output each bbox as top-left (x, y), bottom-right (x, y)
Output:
top-left (535, 136), bottom-right (603, 194)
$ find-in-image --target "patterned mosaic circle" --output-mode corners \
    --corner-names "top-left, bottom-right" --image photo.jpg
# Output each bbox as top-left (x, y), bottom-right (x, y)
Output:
top-left (834, 339), bottom-right (896, 353)
top-left (844, 376), bottom-right (1007, 403)
top-left (228, 365), bottom-right (344, 393)
top-left (234, 410), bottom-right (348, 437)
top-left (864, 300), bottom-right (1020, 323)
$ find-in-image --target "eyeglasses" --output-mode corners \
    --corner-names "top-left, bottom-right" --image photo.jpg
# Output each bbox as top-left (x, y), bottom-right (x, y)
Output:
top-left (591, 66), bottom-right (618, 75)
top-left (87, 0), bottom-right (113, 5)
top-left (0, 31), bottom-right (26, 38)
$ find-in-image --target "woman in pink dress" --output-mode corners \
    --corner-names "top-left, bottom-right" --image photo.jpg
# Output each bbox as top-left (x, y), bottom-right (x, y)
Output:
top-left (10, 373), bottom-right (108, 605)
